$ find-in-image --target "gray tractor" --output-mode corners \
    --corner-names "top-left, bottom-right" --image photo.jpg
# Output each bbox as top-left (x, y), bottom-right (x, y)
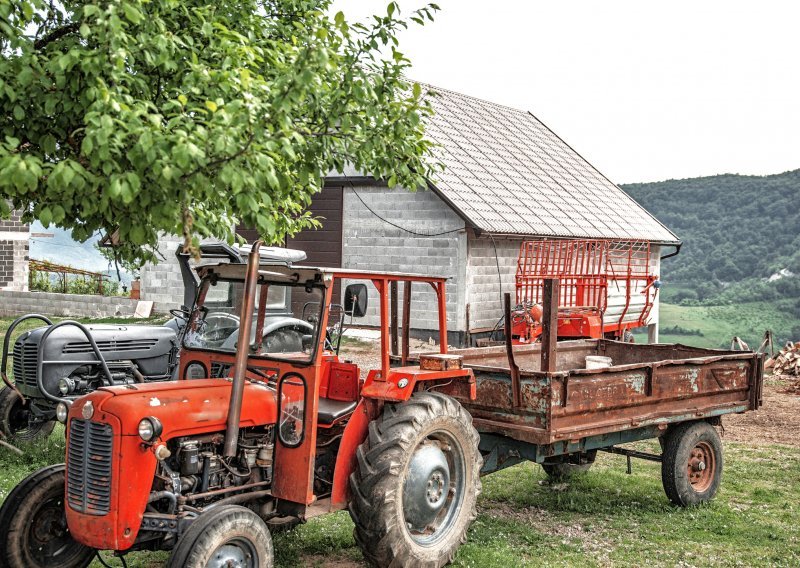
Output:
top-left (0, 243), bottom-right (307, 441)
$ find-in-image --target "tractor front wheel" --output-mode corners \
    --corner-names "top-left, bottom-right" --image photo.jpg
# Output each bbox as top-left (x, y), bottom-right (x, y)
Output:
top-left (167, 505), bottom-right (273, 568)
top-left (0, 464), bottom-right (95, 568)
top-left (349, 392), bottom-right (482, 568)
top-left (661, 421), bottom-right (723, 506)
top-left (0, 386), bottom-right (55, 442)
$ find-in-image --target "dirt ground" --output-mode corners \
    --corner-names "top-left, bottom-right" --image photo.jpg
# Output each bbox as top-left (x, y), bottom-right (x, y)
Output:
top-left (723, 377), bottom-right (800, 447)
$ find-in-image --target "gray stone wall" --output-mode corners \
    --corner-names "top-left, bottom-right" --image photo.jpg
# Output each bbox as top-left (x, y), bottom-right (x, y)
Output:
top-left (0, 207), bottom-right (30, 292)
top-left (138, 235), bottom-right (184, 311)
top-left (464, 233), bottom-right (523, 330)
top-left (0, 290), bottom-right (139, 318)
top-left (341, 185), bottom-right (467, 333)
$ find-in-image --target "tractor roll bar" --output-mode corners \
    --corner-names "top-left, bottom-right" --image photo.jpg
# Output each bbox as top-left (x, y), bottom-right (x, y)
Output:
top-left (223, 241), bottom-right (262, 458)
top-left (1, 314), bottom-right (54, 399)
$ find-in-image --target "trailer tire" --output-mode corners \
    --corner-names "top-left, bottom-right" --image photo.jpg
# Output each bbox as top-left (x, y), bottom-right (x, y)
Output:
top-left (541, 450), bottom-right (597, 480)
top-left (0, 386), bottom-right (55, 442)
top-left (349, 392), bottom-right (481, 568)
top-left (0, 464), bottom-right (95, 568)
top-left (168, 505), bottom-right (273, 568)
top-left (661, 421), bottom-right (723, 507)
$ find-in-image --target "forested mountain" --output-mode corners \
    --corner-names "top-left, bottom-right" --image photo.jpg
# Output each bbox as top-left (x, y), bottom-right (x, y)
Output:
top-left (623, 170), bottom-right (800, 307)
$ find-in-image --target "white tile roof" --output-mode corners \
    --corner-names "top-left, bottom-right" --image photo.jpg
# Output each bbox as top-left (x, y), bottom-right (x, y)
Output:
top-left (423, 85), bottom-right (679, 244)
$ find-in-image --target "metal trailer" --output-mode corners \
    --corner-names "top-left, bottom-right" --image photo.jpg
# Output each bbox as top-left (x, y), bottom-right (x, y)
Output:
top-left (411, 282), bottom-right (764, 501)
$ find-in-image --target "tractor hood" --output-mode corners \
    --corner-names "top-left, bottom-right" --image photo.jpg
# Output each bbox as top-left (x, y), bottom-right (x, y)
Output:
top-left (86, 378), bottom-right (278, 439)
top-left (65, 379), bottom-right (278, 552)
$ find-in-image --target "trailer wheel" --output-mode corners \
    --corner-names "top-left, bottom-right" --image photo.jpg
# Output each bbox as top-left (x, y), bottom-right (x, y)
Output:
top-left (167, 505), bottom-right (273, 568)
top-left (541, 450), bottom-right (597, 480)
top-left (349, 392), bottom-right (482, 568)
top-left (0, 464), bottom-right (95, 568)
top-left (661, 421), bottom-right (723, 506)
top-left (0, 386), bottom-right (55, 442)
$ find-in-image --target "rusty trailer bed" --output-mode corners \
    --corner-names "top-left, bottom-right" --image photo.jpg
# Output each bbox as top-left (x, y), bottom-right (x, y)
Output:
top-left (423, 340), bottom-right (763, 451)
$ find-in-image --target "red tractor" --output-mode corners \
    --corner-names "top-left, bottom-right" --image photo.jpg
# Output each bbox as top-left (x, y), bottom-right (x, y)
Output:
top-left (0, 243), bottom-right (482, 567)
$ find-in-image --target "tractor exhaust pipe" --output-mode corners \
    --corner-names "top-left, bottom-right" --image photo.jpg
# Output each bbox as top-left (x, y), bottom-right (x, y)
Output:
top-left (223, 241), bottom-right (262, 458)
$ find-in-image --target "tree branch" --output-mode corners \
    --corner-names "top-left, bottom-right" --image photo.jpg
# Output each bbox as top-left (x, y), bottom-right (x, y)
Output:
top-left (34, 21), bottom-right (79, 50)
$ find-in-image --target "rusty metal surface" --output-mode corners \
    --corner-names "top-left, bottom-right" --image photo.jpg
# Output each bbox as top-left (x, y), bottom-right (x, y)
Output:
top-left (419, 353), bottom-right (463, 371)
top-left (443, 339), bottom-right (762, 446)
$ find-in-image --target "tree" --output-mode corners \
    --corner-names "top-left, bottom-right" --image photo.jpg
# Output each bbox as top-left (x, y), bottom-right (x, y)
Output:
top-left (0, 0), bottom-right (440, 266)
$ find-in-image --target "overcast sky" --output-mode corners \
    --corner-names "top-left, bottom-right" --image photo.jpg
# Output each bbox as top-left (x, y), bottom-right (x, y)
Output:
top-left (332, 1), bottom-right (800, 184)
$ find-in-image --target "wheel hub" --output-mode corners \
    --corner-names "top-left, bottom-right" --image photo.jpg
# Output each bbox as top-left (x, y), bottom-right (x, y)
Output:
top-left (687, 442), bottom-right (714, 491)
top-left (209, 542), bottom-right (254, 568)
top-left (403, 443), bottom-right (450, 532)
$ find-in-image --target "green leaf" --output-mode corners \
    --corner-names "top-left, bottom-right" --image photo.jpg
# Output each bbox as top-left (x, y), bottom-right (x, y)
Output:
top-left (205, 100), bottom-right (218, 112)
top-left (178, 94), bottom-right (188, 106)
top-left (12, 105), bottom-right (24, 121)
top-left (39, 207), bottom-right (52, 227)
top-left (122, 3), bottom-right (143, 24)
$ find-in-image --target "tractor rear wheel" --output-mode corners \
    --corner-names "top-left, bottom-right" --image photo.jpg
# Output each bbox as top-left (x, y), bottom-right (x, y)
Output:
top-left (349, 392), bottom-right (482, 568)
top-left (0, 386), bottom-right (55, 442)
top-left (661, 421), bottom-right (723, 506)
top-left (541, 450), bottom-right (597, 480)
top-left (167, 505), bottom-right (273, 568)
top-left (0, 464), bottom-right (95, 568)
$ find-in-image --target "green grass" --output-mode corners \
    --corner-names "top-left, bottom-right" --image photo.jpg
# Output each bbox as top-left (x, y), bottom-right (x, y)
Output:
top-left (1, 434), bottom-right (798, 567)
top-left (635, 301), bottom-right (794, 349)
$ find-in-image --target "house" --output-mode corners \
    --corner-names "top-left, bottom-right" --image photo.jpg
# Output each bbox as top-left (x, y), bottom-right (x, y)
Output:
top-left (0, 208), bottom-right (30, 292)
top-left (140, 84), bottom-right (679, 345)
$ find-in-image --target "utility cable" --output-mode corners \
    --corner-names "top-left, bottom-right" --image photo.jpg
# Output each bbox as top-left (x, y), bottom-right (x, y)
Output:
top-left (348, 183), bottom-right (463, 237)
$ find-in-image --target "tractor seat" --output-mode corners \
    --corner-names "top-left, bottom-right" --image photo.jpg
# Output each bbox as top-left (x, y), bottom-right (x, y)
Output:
top-left (317, 398), bottom-right (357, 425)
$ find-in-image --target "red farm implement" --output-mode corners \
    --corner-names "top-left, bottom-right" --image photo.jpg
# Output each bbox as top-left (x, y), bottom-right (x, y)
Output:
top-left (511, 239), bottom-right (660, 344)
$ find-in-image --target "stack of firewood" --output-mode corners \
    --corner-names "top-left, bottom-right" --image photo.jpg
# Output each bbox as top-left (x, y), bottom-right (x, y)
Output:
top-left (765, 341), bottom-right (800, 376)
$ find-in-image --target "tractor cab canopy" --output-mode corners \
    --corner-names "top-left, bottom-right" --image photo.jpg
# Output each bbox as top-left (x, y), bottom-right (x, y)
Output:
top-left (184, 261), bottom-right (450, 378)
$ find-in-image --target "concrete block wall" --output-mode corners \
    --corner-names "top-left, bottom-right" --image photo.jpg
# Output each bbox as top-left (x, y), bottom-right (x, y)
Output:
top-left (341, 185), bottom-right (467, 333)
top-left (138, 235), bottom-right (185, 311)
top-left (0, 290), bottom-right (139, 318)
top-left (0, 208), bottom-right (30, 292)
top-left (464, 234), bottom-right (523, 330)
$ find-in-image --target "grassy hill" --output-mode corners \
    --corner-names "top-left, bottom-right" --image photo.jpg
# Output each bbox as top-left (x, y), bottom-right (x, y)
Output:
top-left (623, 170), bottom-right (800, 347)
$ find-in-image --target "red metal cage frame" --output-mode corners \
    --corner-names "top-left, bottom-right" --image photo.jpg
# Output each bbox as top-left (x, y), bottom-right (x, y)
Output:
top-left (515, 239), bottom-right (658, 336)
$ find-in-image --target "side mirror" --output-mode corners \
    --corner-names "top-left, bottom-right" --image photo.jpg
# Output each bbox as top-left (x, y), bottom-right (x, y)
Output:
top-left (344, 284), bottom-right (368, 318)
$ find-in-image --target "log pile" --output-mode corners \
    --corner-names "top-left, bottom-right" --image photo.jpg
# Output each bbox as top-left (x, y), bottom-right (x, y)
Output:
top-left (765, 341), bottom-right (800, 376)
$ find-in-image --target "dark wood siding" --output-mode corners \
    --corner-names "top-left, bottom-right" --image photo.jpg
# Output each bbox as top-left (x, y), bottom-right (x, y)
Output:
top-left (286, 186), bottom-right (343, 268)
top-left (235, 186), bottom-right (344, 269)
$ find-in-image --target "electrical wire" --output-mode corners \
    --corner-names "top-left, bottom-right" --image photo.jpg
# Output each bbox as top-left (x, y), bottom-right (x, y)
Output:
top-left (349, 183), bottom-right (463, 237)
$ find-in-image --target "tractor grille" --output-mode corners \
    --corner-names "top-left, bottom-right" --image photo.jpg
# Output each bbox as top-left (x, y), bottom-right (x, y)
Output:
top-left (62, 339), bottom-right (159, 354)
top-left (12, 341), bottom-right (39, 388)
top-left (67, 419), bottom-right (113, 516)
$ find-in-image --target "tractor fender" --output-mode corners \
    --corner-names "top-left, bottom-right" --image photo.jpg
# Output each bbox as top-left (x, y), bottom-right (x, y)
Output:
top-left (330, 399), bottom-right (380, 509)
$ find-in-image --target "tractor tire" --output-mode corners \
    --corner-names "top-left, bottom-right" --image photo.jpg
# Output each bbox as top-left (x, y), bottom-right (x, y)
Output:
top-left (349, 392), bottom-right (482, 568)
top-left (541, 450), bottom-right (597, 480)
top-left (167, 505), bottom-right (273, 568)
top-left (0, 386), bottom-right (55, 442)
top-left (661, 421), bottom-right (723, 507)
top-left (0, 464), bottom-right (95, 568)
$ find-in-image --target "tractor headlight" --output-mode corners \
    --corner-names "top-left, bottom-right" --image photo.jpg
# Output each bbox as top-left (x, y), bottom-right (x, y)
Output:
top-left (184, 362), bottom-right (207, 380)
top-left (138, 417), bottom-right (163, 442)
top-left (58, 377), bottom-right (74, 395)
top-left (56, 401), bottom-right (70, 423)
top-left (81, 400), bottom-right (94, 420)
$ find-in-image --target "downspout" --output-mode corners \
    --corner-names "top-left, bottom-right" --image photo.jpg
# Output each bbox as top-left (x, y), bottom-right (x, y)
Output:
top-left (223, 241), bottom-right (262, 458)
top-left (660, 243), bottom-right (682, 261)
